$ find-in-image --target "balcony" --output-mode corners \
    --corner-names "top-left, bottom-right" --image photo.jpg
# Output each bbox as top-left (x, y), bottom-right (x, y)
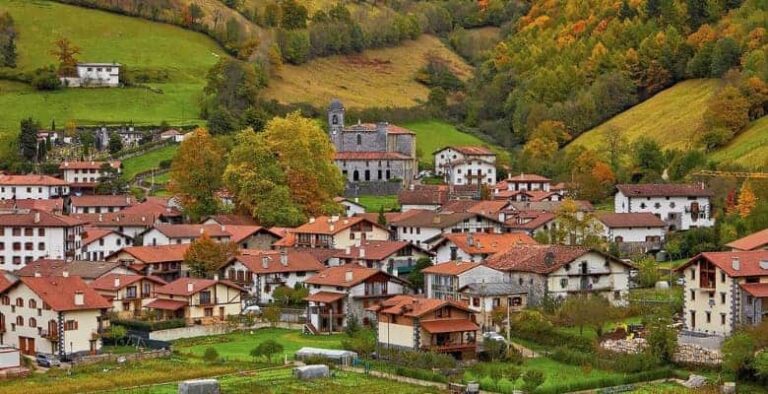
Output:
top-left (421, 343), bottom-right (476, 353)
top-left (197, 297), bottom-right (217, 306)
top-left (567, 268), bottom-right (612, 276)
top-left (40, 329), bottom-right (59, 340)
top-left (316, 307), bottom-right (343, 317)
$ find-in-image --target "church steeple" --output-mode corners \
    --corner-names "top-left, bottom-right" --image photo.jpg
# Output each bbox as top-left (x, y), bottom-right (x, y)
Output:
top-left (328, 99), bottom-right (345, 150)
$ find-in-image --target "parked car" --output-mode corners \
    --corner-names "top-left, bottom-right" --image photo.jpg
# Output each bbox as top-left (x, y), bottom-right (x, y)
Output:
top-left (241, 304), bottom-right (262, 315)
top-left (482, 331), bottom-right (506, 342)
top-left (676, 277), bottom-right (685, 286)
top-left (35, 353), bottom-right (60, 368)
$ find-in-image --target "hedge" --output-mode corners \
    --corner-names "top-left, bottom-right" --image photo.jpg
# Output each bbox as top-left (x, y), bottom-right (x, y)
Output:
top-left (111, 318), bottom-right (186, 331)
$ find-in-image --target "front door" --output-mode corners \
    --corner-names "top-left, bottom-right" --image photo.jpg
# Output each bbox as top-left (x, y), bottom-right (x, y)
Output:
top-left (219, 307), bottom-right (225, 321)
top-left (19, 336), bottom-right (35, 355)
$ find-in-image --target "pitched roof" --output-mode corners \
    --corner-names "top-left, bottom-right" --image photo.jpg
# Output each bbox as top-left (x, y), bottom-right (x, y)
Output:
top-left (441, 200), bottom-right (509, 216)
top-left (15, 259), bottom-right (126, 280)
top-left (390, 210), bottom-right (501, 229)
top-left (234, 250), bottom-right (324, 274)
top-left (82, 227), bottom-right (125, 246)
top-left (596, 213), bottom-right (666, 228)
top-left (0, 271), bottom-right (17, 293)
top-left (676, 251), bottom-right (768, 277)
top-left (156, 278), bottom-right (244, 296)
top-left (59, 161), bottom-right (121, 170)
top-left (149, 224), bottom-right (231, 239)
top-left (334, 152), bottom-right (412, 160)
top-left (740, 283), bottom-right (768, 298)
top-left (374, 295), bottom-right (472, 317)
top-left (341, 122), bottom-right (415, 135)
top-left (110, 244), bottom-right (189, 263)
top-left (0, 199), bottom-right (64, 213)
top-left (486, 245), bottom-right (609, 274)
top-left (305, 291), bottom-right (346, 303)
top-left (294, 216), bottom-right (384, 235)
top-left (285, 247), bottom-right (344, 264)
top-left (19, 276), bottom-right (112, 311)
top-left (432, 232), bottom-right (537, 255)
top-left (436, 146), bottom-right (495, 156)
top-left (459, 282), bottom-right (528, 296)
top-left (224, 225), bottom-right (281, 243)
top-left (506, 173), bottom-right (551, 182)
top-left (422, 261), bottom-right (482, 276)
top-left (70, 195), bottom-right (133, 208)
top-left (72, 212), bottom-right (156, 227)
top-left (616, 183), bottom-right (713, 198)
top-left (421, 319), bottom-right (479, 333)
top-left (398, 185), bottom-right (451, 206)
top-left (120, 197), bottom-right (182, 218)
top-left (334, 240), bottom-right (430, 261)
top-left (90, 273), bottom-right (166, 291)
top-left (145, 298), bottom-right (188, 310)
top-left (304, 265), bottom-right (393, 288)
top-left (507, 200), bottom-right (594, 212)
top-left (0, 174), bottom-right (68, 186)
top-left (0, 209), bottom-right (85, 228)
top-left (726, 228), bottom-right (768, 251)
top-left (504, 211), bottom-right (556, 231)
top-left (205, 214), bottom-right (259, 226)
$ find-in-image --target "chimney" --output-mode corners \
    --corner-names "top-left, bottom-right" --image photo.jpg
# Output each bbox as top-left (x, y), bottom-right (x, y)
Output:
top-left (262, 256), bottom-right (269, 269)
top-left (309, 217), bottom-right (316, 224)
top-left (114, 276), bottom-right (120, 288)
top-left (732, 257), bottom-right (740, 271)
top-left (126, 196), bottom-right (131, 205)
top-left (220, 225), bottom-right (225, 232)
top-left (34, 271), bottom-right (41, 278)
top-left (74, 291), bottom-right (84, 306)
top-left (467, 233), bottom-right (474, 247)
top-left (409, 184), bottom-right (415, 191)
top-left (329, 224), bottom-right (335, 232)
top-left (345, 270), bottom-right (353, 282)
top-left (331, 215), bottom-right (340, 223)
top-left (62, 270), bottom-right (69, 278)
top-left (344, 246), bottom-right (351, 255)
top-left (34, 211), bottom-right (41, 224)
top-left (199, 227), bottom-right (205, 234)
top-left (280, 250), bottom-right (288, 266)
top-left (359, 248), bottom-right (366, 258)
top-left (213, 273), bottom-right (219, 281)
top-left (98, 213), bottom-right (103, 222)
top-left (187, 282), bottom-right (194, 293)
top-left (760, 260), bottom-right (768, 270)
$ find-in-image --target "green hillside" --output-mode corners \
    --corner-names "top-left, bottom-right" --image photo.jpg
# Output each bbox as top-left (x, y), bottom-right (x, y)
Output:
top-left (0, 0), bottom-right (226, 133)
top-left (403, 120), bottom-right (509, 167)
top-left (711, 117), bottom-right (768, 169)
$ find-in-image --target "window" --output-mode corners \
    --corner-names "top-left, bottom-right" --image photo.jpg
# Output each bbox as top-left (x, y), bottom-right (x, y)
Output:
top-left (690, 269), bottom-right (695, 280)
top-left (199, 291), bottom-right (212, 305)
top-left (690, 290), bottom-right (695, 301)
top-left (560, 278), bottom-right (568, 289)
top-left (126, 286), bottom-right (137, 299)
top-left (12, 228), bottom-right (20, 236)
top-left (15, 316), bottom-right (23, 327)
top-left (356, 134), bottom-right (362, 145)
top-left (15, 297), bottom-right (23, 307)
top-left (705, 311), bottom-right (711, 323)
top-left (721, 272), bottom-right (726, 283)
top-left (38, 242), bottom-right (45, 251)
top-left (28, 318), bottom-right (36, 328)
top-left (24, 242), bottom-right (32, 251)
top-left (64, 320), bottom-right (78, 331)
top-left (472, 297), bottom-right (480, 307)
top-left (1, 296), bottom-right (8, 305)
top-left (654, 202), bottom-right (661, 209)
top-left (24, 228), bottom-right (33, 236)
top-left (204, 308), bottom-right (213, 317)
top-left (720, 292), bottom-right (726, 304)
top-left (29, 299), bottom-right (36, 309)
top-left (613, 291), bottom-right (621, 300)
top-left (640, 203), bottom-right (646, 209)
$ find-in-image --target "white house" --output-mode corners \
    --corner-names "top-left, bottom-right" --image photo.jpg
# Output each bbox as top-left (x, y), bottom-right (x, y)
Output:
top-left (0, 209), bottom-right (85, 268)
top-left (60, 161), bottom-right (121, 192)
top-left (595, 212), bottom-right (666, 251)
top-left (398, 185), bottom-right (450, 211)
top-left (496, 173), bottom-right (552, 192)
top-left (61, 63), bottom-right (121, 87)
top-left (106, 244), bottom-right (189, 283)
top-left (89, 274), bottom-right (167, 319)
top-left (140, 224), bottom-right (232, 246)
top-left (334, 197), bottom-right (366, 217)
top-left (332, 240), bottom-right (433, 276)
top-left (486, 245), bottom-right (633, 306)
top-left (458, 282), bottom-right (528, 332)
top-left (69, 195), bottom-right (134, 214)
top-left (81, 228), bottom-right (133, 261)
top-left (219, 250), bottom-right (325, 304)
top-left (0, 175), bottom-right (69, 200)
top-left (422, 261), bottom-right (505, 300)
top-left (14, 259), bottom-right (135, 284)
top-left (614, 184), bottom-right (715, 231)
top-left (389, 210), bottom-right (505, 249)
top-left (431, 232), bottom-right (537, 264)
top-left (434, 146), bottom-right (496, 186)
top-left (159, 129), bottom-right (187, 143)
top-left (72, 212), bottom-right (157, 240)
top-left (145, 277), bottom-right (245, 325)
top-left (289, 216), bottom-right (390, 249)
top-left (0, 274), bottom-right (111, 358)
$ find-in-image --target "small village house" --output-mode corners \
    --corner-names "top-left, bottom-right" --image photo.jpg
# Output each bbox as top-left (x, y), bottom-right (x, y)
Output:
top-left (69, 195), bottom-right (134, 214)
top-left (422, 261), bottom-right (505, 300)
top-left (81, 228), bottom-right (133, 261)
top-left (89, 274), bottom-right (166, 319)
top-left (61, 63), bottom-right (120, 87)
top-left (145, 277), bottom-right (244, 325)
top-left (0, 175), bottom-right (69, 200)
top-left (106, 244), bottom-right (189, 282)
top-left (0, 209), bottom-right (85, 268)
top-left (139, 224), bottom-right (232, 246)
top-left (595, 212), bottom-right (666, 253)
top-left (431, 232), bottom-right (537, 263)
top-left (459, 282), bottom-right (527, 333)
top-left (390, 210), bottom-right (505, 249)
top-left (291, 216), bottom-right (390, 249)
top-left (60, 161), bottom-right (121, 194)
top-left (614, 184), bottom-right (715, 231)
top-left (332, 240), bottom-right (433, 276)
top-left (434, 146), bottom-right (497, 186)
top-left (15, 259), bottom-right (135, 284)
top-left (334, 197), bottom-right (366, 217)
top-left (726, 228), bottom-right (768, 251)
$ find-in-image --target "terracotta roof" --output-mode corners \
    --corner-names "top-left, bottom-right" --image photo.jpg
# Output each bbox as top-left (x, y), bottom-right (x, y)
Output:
top-left (596, 213), bottom-right (666, 228)
top-left (740, 283), bottom-right (768, 298)
top-left (398, 185), bottom-right (450, 206)
top-left (0, 199), bottom-right (63, 213)
top-left (59, 161), bottom-right (121, 170)
top-left (334, 152), bottom-right (412, 160)
top-left (422, 261), bottom-right (481, 276)
top-left (120, 197), bottom-right (182, 218)
top-left (616, 183), bottom-right (713, 197)
top-left (507, 200), bottom-right (594, 212)
top-left (235, 250), bottom-right (324, 274)
top-left (305, 291), bottom-right (346, 303)
top-left (390, 210), bottom-right (501, 229)
top-left (341, 122), bottom-right (415, 135)
top-left (110, 244), bottom-right (189, 264)
top-left (285, 247), bottom-right (343, 264)
top-left (15, 259), bottom-right (125, 280)
top-left (441, 200), bottom-right (509, 216)
top-left (436, 146), bottom-right (495, 156)
top-left (272, 231), bottom-right (296, 247)
top-left (82, 227), bottom-right (123, 246)
top-left (70, 195), bottom-right (133, 208)
top-left (459, 282), bottom-right (527, 296)
top-left (334, 240), bottom-right (430, 261)
top-left (486, 245), bottom-right (610, 274)
top-left (375, 295), bottom-right (472, 317)
top-left (506, 173), bottom-right (551, 182)
top-left (156, 278), bottom-right (245, 296)
top-left (421, 319), bottom-right (479, 333)
top-left (726, 229), bottom-right (768, 251)
top-left (73, 212), bottom-right (156, 227)
top-left (0, 271), bottom-right (17, 293)
top-left (294, 216), bottom-right (384, 235)
top-left (0, 209), bottom-right (85, 227)
top-left (676, 251), bottom-right (768, 277)
top-left (304, 265), bottom-right (393, 288)
top-left (145, 298), bottom-right (188, 310)
top-left (90, 273), bottom-right (166, 291)
top-left (19, 276), bottom-right (112, 311)
top-left (149, 224), bottom-right (231, 239)
top-left (495, 190), bottom-right (561, 202)
top-left (205, 214), bottom-right (259, 226)
top-left (225, 225), bottom-right (281, 243)
top-left (0, 174), bottom-right (68, 186)
top-left (432, 233), bottom-right (537, 255)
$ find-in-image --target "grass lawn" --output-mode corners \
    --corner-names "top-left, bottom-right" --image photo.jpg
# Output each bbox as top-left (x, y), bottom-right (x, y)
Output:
top-left (710, 115), bottom-right (768, 170)
top-left (0, 0), bottom-right (223, 135)
top-left (121, 144), bottom-right (178, 181)
top-left (173, 328), bottom-right (344, 361)
top-left (402, 120), bottom-right (509, 167)
top-left (357, 195), bottom-right (399, 212)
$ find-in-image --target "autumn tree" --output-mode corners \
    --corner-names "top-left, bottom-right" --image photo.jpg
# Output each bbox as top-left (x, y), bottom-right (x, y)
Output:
top-left (558, 294), bottom-right (615, 337)
top-left (183, 233), bottom-right (239, 278)
top-left (50, 37), bottom-right (80, 77)
top-left (600, 125), bottom-right (627, 174)
top-left (552, 199), bottom-right (604, 248)
top-left (169, 128), bottom-right (226, 222)
top-left (702, 86), bottom-right (750, 149)
top-left (737, 181), bottom-right (758, 218)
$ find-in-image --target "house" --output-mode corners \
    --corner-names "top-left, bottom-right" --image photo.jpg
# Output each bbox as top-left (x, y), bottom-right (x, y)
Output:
top-left (292, 216), bottom-right (390, 249)
top-left (369, 295), bottom-right (479, 359)
top-left (675, 251), bottom-right (768, 336)
top-left (0, 199), bottom-right (64, 215)
top-left (726, 228), bottom-right (768, 251)
top-left (0, 274), bottom-right (111, 358)
top-left (61, 63), bottom-right (120, 87)
top-left (595, 213), bottom-right (666, 253)
top-left (431, 232), bottom-right (536, 263)
top-left (223, 225), bottom-right (283, 250)
top-left (485, 245), bottom-right (633, 306)
top-left (389, 210), bottom-right (505, 249)
top-left (14, 259), bottom-right (135, 283)
top-left (219, 250), bottom-right (324, 304)
top-left (120, 197), bottom-right (183, 224)
top-left (334, 197), bottom-right (366, 217)
top-left (328, 100), bottom-right (418, 189)
top-left (0, 175), bottom-right (69, 200)
top-left (495, 173), bottom-right (553, 193)
top-left (422, 261), bottom-right (505, 300)
top-left (144, 277), bottom-right (244, 325)
top-left (398, 185), bottom-right (450, 211)
top-left (69, 195), bottom-right (134, 214)
top-left (459, 283), bottom-right (527, 332)
top-left (614, 184), bottom-right (715, 231)
top-left (106, 244), bottom-right (189, 282)
top-left (203, 214), bottom-right (259, 226)
top-left (332, 240), bottom-right (433, 275)
top-left (139, 224), bottom-right (232, 246)
top-left (60, 161), bottom-right (121, 193)
top-left (0, 209), bottom-right (85, 267)
top-left (159, 129), bottom-right (187, 143)
top-left (89, 274), bottom-right (166, 318)
top-left (434, 146), bottom-right (497, 186)
top-left (81, 228), bottom-right (133, 261)
top-left (72, 212), bottom-right (156, 239)
top-left (304, 265), bottom-right (409, 333)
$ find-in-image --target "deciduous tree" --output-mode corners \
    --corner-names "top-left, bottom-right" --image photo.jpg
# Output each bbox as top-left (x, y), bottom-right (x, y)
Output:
top-left (183, 233), bottom-right (239, 278)
top-left (50, 37), bottom-right (80, 77)
top-left (169, 128), bottom-right (226, 221)
top-left (737, 181), bottom-right (758, 218)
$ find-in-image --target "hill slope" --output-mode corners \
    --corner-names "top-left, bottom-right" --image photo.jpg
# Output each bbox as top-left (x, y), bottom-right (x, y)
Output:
top-left (263, 35), bottom-right (473, 108)
top-left (0, 0), bottom-right (226, 133)
top-left (711, 117), bottom-right (768, 169)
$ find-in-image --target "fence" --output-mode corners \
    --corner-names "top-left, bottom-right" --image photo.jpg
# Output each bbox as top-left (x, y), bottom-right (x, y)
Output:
top-left (148, 324), bottom-right (232, 341)
top-left (73, 349), bottom-right (171, 366)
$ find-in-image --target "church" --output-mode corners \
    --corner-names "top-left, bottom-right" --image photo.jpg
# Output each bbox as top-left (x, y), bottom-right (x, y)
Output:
top-left (327, 100), bottom-right (418, 190)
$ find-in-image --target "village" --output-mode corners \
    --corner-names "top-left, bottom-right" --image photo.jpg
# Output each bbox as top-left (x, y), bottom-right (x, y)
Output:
top-left (0, 96), bottom-right (765, 394)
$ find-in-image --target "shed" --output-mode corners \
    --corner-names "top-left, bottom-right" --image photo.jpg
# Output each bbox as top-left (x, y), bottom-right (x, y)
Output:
top-left (295, 347), bottom-right (358, 365)
top-left (293, 364), bottom-right (330, 380)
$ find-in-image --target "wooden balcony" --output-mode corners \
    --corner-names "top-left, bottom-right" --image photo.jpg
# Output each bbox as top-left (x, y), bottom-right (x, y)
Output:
top-left (40, 329), bottom-right (59, 341)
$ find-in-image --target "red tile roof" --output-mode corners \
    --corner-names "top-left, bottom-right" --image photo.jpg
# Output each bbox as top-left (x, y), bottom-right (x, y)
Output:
top-left (70, 195), bottom-right (133, 208)
top-left (334, 152), bottom-right (413, 160)
top-left (224, 225), bottom-right (281, 243)
top-left (726, 229), bottom-right (768, 251)
top-left (504, 212), bottom-right (556, 231)
top-left (506, 173), bottom-right (551, 182)
top-left (120, 197), bottom-right (182, 218)
top-left (436, 146), bottom-right (495, 156)
top-left (0, 199), bottom-right (64, 213)
top-left (432, 233), bottom-right (537, 255)
top-left (596, 213), bottom-right (666, 228)
top-left (304, 265), bottom-right (393, 288)
top-left (111, 244), bottom-right (189, 264)
top-left (390, 210), bottom-right (501, 229)
top-left (294, 216), bottom-right (384, 235)
top-left (150, 224), bottom-right (231, 239)
top-left (0, 271), bottom-right (16, 293)
top-left (616, 183), bottom-right (713, 197)
top-left (0, 174), bottom-right (68, 186)
top-left (59, 161), bottom-right (121, 170)
top-left (82, 227), bottom-right (123, 246)
top-left (740, 283), bottom-right (768, 298)
top-left (19, 276), bottom-right (112, 311)
top-left (156, 278), bottom-right (244, 296)
top-left (73, 212), bottom-right (156, 227)
top-left (90, 273), bottom-right (166, 291)
top-left (374, 295), bottom-right (472, 317)
top-left (341, 122), bottom-right (415, 135)
top-left (235, 250), bottom-right (325, 274)
top-left (398, 185), bottom-right (450, 206)
top-left (334, 240), bottom-right (429, 261)
top-left (15, 259), bottom-right (126, 279)
top-left (486, 245), bottom-right (601, 274)
top-left (422, 261), bottom-right (481, 276)
top-left (676, 251), bottom-right (768, 277)
top-left (145, 298), bottom-right (188, 310)
top-left (0, 209), bottom-right (85, 227)
top-left (305, 291), bottom-right (346, 303)
top-left (421, 319), bottom-right (479, 333)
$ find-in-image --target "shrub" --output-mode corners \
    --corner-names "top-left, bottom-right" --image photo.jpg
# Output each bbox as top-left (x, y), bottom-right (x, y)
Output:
top-left (522, 369), bottom-right (545, 392)
top-left (30, 66), bottom-right (62, 90)
top-left (341, 329), bottom-right (375, 357)
top-left (203, 347), bottom-right (220, 363)
top-left (645, 319), bottom-right (678, 363)
top-left (111, 318), bottom-right (186, 331)
top-left (263, 304), bottom-right (281, 326)
top-left (249, 339), bottom-right (284, 363)
top-left (378, 348), bottom-right (457, 370)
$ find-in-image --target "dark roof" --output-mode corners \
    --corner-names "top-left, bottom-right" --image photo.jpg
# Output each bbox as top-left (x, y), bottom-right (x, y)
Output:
top-left (596, 213), bottom-right (666, 228)
top-left (486, 245), bottom-right (627, 274)
top-left (616, 184), bottom-right (713, 198)
top-left (328, 99), bottom-right (344, 111)
top-left (334, 152), bottom-right (412, 160)
top-left (15, 259), bottom-right (125, 280)
top-left (398, 185), bottom-right (450, 206)
top-left (459, 282), bottom-right (528, 296)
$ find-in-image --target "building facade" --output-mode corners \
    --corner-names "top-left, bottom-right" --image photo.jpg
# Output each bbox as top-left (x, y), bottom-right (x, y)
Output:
top-left (614, 184), bottom-right (715, 231)
top-left (0, 210), bottom-right (84, 268)
top-left (0, 175), bottom-right (69, 200)
top-left (434, 146), bottom-right (497, 186)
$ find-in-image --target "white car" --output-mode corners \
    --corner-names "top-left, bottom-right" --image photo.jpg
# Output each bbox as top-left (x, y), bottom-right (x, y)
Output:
top-left (482, 331), bottom-right (506, 342)
top-left (241, 305), bottom-right (262, 315)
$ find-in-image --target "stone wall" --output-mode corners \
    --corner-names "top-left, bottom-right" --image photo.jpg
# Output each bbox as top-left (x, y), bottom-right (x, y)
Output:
top-left (599, 338), bottom-right (722, 365)
top-left (345, 181), bottom-right (403, 197)
top-left (149, 324), bottom-right (232, 341)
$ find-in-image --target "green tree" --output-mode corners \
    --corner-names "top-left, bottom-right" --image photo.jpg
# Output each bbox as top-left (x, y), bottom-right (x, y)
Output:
top-left (645, 0), bottom-right (661, 18)
top-left (169, 128), bottom-right (226, 221)
top-left (95, 163), bottom-right (128, 195)
top-left (710, 37), bottom-right (741, 77)
top-left (30, 66), bottom-right (62, 91)
top-left (636, 257), bottom-right (661, 288)
top-left (202, 58), bottom-right (265, 128)
top-left (18, 117), bottom-right (40, 161)
top-left (407, 257), bottom-right (433, 292)
top-left (619, 0), bottom-right (637, 20)
top-left (102, 324), bottom-right (127, 344)
top-left (558, 294), bottom-right (615, 337)
top-left (722, 332), bottom-right (756, 378)
top-left (280, 0), bottom-right (308, 29)
top-left (0, 12), bottom-right (18, 68)
top-left (203, 347), bottom-right (220, 363)
top-left (108, 133), bottom-right (123, 154)
top-left (377, 206), bottom-right (387, 226)
top-left (522, 369), bottom-right (545, 393)
top-left (632, 137), bottom-right (665, 180)
top-left (645, 318), bottom-right (678, 363)
top-left (686, 0), bottom-right (710, 30)
top-left (183, 233), bottom-right (239, 278)
top-left (250, 339), bottom-right (284, 363)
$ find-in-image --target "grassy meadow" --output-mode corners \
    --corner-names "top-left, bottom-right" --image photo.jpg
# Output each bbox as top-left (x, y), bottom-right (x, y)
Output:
top-left (121, 144), bottom-right (178, 181)
top-left (403, 120), bottom-right (509, 166)
top-left (710, 116), bottom-right (768, 169)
